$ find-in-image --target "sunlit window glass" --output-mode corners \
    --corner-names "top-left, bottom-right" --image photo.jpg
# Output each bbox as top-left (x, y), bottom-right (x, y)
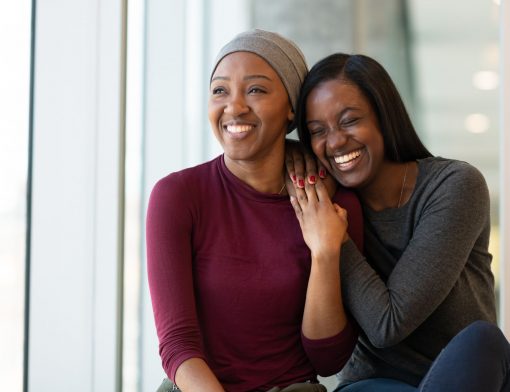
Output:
top-left (0, 1), bottom-right (32, 391)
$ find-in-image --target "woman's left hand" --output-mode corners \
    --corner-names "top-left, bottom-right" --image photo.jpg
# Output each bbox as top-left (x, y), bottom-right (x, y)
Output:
top-left (285, 139), bottom-right (326, 187)
top-left (290, 178), bottom-right (348, 259)
top-left (294, 178), bottom-right (350, 341)
top-left (284, 139), bottom-right (337, 197)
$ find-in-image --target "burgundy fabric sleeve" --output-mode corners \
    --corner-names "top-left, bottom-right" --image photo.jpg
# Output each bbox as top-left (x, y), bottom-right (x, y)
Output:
top-left (301, 318), bottom-right (359, 376)
top-left (146, 174), bottom-right (205, 381)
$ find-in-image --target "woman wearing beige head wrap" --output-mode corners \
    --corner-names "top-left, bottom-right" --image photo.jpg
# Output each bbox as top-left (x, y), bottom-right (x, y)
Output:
top-left (147, 29), bottom-right (364, 392)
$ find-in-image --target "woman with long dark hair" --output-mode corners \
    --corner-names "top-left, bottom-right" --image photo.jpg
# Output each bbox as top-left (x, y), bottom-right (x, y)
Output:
top-left (288, 53), bottom-right (510, 391)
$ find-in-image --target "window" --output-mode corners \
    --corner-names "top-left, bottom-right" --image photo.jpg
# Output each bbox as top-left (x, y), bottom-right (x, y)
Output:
top-left (0, 1), bottom-right (32, 390)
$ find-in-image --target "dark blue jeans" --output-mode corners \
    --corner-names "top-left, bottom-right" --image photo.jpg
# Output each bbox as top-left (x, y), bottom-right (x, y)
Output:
top-left (336, 321), bottom-right (510, 392)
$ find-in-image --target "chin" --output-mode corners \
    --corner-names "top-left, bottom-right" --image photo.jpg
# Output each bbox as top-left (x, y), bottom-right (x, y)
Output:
top-left (330, 172), bottom-right (359, 189)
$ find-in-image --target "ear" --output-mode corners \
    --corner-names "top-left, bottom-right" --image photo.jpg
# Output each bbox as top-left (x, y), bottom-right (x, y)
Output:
top-left (286, 110), bottom-right (296, 134)
top-left (288, 109), bottom-right (295, 123)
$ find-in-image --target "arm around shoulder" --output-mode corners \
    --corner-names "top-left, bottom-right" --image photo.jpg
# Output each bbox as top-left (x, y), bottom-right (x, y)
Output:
top-left (338, 160), bottom-right (492, 348)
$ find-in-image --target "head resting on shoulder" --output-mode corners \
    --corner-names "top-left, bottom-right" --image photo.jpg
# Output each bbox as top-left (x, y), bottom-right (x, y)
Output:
top-left (297, 53), bottom-right (432, 161)
top-left (211, 29), bottom-right (308, 132)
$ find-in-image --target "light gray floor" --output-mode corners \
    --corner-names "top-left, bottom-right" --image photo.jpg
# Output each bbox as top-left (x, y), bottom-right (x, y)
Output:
top-left (318, 375), bottom-right (338, 391)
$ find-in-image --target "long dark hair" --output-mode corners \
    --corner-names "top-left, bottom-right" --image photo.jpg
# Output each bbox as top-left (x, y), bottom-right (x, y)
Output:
top-left (297, 53), bottom-right (432, 162)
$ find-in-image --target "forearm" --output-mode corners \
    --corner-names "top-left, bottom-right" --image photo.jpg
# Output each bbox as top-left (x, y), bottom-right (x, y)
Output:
top-left (302, 251), bottom-right (347, 339)
top-left (174, 358), bottom-right (224, 392)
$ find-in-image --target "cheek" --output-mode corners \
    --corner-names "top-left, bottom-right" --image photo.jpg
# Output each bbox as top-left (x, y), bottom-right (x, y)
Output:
top-left (311, 138), bottom-right (327, 162)
top-left (372, 133), bottom-right (385, 159)
top-left (208, 103), bottom-right (220, 127)
top-left (270, 101), bottom-right (292, 123)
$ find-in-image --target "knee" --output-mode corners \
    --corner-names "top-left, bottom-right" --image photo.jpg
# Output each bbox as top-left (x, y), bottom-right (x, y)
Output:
top-left (460, 320), bottom-right (508, 351)
top-left (463, 320), bottom-right (501, 337)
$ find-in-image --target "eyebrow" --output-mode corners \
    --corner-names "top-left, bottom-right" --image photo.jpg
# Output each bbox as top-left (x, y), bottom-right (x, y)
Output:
top-left (211, 74), bottom-right (273, 82)
top-left (306, 106), bottom-right (360, 125)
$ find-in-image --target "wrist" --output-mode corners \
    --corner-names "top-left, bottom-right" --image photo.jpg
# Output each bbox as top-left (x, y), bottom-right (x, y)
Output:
top-left (311, 250), bottom-right (340, 266)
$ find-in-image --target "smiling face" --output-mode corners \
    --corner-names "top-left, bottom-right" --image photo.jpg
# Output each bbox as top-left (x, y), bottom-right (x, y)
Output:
top-left (208, 51), bottom-right (294, 166)
top-left (305, 79), bottom-right (385, 189)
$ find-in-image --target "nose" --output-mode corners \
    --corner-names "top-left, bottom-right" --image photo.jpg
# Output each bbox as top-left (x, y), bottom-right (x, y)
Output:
top-left (326, 128), bottom-right (348, 150)
top-left (224, 92), bottom-right (249, 116)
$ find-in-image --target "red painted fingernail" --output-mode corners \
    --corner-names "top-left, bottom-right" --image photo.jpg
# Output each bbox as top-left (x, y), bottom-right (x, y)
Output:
top-left (319, 169), bottom-right (326, 178)
top-left (309, 176), bottom-right (316, 184)
top-left (291, 174), bottom-right (297, 183)
top-left (298, 179), bottom-right (305, 188)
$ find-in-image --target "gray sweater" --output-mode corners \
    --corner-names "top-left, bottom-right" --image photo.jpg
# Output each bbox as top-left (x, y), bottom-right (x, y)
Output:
top-left (338, 157), bottom-right (497, 386)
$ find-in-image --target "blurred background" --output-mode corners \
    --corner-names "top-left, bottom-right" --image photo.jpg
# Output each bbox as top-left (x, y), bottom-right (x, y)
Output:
top-left (0, 0), bottom-right (506, 391)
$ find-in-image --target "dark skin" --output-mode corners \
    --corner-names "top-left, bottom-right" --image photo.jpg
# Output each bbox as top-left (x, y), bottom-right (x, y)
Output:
top-left (284, 139), bottom-right (337, 197)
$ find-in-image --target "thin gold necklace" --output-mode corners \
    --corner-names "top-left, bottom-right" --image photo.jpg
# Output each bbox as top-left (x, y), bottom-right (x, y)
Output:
top-left (277, 182), bottom-right (286, 195)
top-left (397, 163), bottom-right (409, 208)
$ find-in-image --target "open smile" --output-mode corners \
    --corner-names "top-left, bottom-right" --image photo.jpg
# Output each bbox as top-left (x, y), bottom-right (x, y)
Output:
top-left (225, 124), bottom-right (253, 133)
top-left (332, 148), bottom-right (364, 170)
top-left (222, 122), bottom-right (257, 138)
top-left (222, 122), bottom-right (256, 140)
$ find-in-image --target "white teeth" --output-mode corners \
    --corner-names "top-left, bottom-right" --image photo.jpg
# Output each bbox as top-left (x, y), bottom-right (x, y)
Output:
top-left (334, 149), bottom-right (361, 164)
top-left (226, 124), bottom-right (252, 133)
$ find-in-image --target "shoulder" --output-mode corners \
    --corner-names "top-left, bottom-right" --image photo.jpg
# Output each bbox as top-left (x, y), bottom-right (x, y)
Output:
top-left (418, 157), bottom-right (488, 194)
top-left (151, 156), bottom-right (220, 191)
top-left (419, 156), bottom-right (484, 178)
top-left (149, 156), bottom-right (221, 204)
top-left (415, 157), bottom-right (490, 215)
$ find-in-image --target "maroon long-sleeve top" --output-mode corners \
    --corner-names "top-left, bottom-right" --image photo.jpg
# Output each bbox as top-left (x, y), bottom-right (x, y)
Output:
top-left (146, 155), bottom-right (363, 391)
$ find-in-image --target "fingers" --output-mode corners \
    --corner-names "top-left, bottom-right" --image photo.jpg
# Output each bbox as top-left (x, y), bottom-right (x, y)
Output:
top-left (293, 178), bottom-right (327, 208)
top-left (303, 152), bottom-right (318, 185)
top-left (290, 182), bottom-right (312, 219)
top-left (292, 150), bottom-right (318, 188)
top-left (284, 172), bottom-right (296, 197)
top-left (285, 151), bottom-right (298, 186)
top-left (291, 176), bottom-right (335, 217)
top-left (294, 148), bottom-right (318, 188)
top-left (289, 195), bottom-right (303, 226)
top-left (317, 160), bottom-right (327, 179)
top-left (333, 203), bottom-right (347, 220)
top-left (289, 195), bottom-right (300, 212)
top-left (303, 178), bottom-right (320, 203)
top-left (290, 149), bottom-right (306, 188)
top-left (333, 203), bottom-right (350, 244)
top-left (284, 140), bottom-right (319, 189)
top-left (314, 178), bottom-right (330, 202)
top-left (284, 139), bottom-right (299, 185)
top-left (294, 182), bottom-right (309, 204)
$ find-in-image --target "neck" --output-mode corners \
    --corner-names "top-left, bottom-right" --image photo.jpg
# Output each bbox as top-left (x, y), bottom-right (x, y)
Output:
top-left (358, 161), bottom-right (413, 211)
top-left (224, 152), bottom-right (286, 195)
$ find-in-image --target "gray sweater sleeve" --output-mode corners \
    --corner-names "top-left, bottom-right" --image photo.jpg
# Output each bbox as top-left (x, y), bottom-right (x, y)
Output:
top-left (340, 160), bottom-right (492, 348)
